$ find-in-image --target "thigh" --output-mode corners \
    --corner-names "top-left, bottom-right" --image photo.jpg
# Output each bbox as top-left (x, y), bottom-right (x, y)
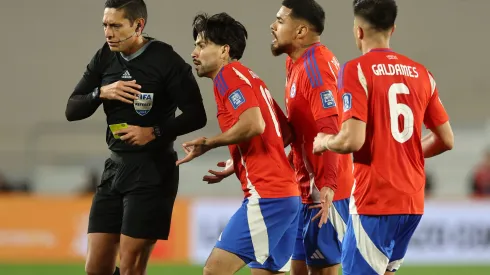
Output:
top-left (121, 163), bottom-right (179, 240)
top-left (247, 196), bottom-right (301, 271)
top-left (387, 215), bottom-right (422, 272)
top-left (204, 247), bottom-right (246, 275)
top-left (85, 233), bottom-right (120, 275)
top-left (341, 214), bottom-right (405, 275)
top-left (88, 159), bottom-right (123, 235)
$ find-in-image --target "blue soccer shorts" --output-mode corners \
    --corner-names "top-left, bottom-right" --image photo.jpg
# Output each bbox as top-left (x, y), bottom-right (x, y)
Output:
top-left (291, 198), bottom-right (350, 267)
top-left (215, 196), bottom-right (300, 272)
top-left (341, 214), bottom-right (422, 275)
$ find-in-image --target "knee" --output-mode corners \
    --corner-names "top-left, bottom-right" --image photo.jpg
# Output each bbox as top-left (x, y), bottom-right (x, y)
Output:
top-left (85, 265), bottom-right (113, 275)
top-left (203, 264), bottom-right (218, 275)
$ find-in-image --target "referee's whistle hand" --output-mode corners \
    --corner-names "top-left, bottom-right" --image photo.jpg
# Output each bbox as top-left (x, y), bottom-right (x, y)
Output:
top-left (100, 80), bottom-right (141, 104)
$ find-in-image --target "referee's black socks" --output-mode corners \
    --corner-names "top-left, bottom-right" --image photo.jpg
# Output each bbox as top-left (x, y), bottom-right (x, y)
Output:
top-left (113, 266), bottom-right (120, 275)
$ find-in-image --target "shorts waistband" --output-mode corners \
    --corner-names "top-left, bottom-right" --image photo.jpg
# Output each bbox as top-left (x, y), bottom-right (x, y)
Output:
top-left (110, 148), bottom-right (175, 164)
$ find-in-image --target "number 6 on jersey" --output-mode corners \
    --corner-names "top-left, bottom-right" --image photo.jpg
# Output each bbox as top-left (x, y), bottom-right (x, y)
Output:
top-left (388, 83), bottom-right (414, 143)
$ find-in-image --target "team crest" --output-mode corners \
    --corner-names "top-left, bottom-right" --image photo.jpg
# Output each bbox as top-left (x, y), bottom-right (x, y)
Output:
top-left (342, 93), bottom-right (352, 112)
top-left (134, 93), bottom-right (153, 116)
top-left (290, 83), bottom-right (296, 98)
top-left (320, 90), bottom-right (336, 109)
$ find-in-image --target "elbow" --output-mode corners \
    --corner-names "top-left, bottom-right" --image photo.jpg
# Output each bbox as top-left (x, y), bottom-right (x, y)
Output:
top-left (249, 117), bottom-right (265, 137)
top-left (442, 134), bottom-right (454, 151)
top-left (65, 108), bottom-right (78, 122)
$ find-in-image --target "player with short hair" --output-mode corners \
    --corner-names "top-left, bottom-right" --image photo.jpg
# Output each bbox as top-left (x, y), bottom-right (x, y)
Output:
top-left (65, 0), bottom-right (207, 274)
top-left (312, 0), bottom-right (454, 274)
top-left (177, 12), bottom-right (300, 275)
top-left (268, 1), bottom-right (354, 275)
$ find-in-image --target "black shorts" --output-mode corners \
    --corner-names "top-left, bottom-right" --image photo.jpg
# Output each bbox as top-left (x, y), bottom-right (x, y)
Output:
top-left (88, 151), bottom-right (179, 240)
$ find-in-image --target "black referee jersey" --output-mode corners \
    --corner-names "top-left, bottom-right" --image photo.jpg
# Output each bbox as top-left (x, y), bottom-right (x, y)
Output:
top-left (65, 37), bottom-right (207, 153)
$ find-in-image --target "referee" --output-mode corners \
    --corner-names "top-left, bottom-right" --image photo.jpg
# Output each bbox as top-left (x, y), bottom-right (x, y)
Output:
top-left (65, 0), bottom-right (207, 274)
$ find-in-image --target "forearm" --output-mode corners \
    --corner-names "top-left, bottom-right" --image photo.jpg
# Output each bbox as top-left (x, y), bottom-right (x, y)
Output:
top-left (157, 102), bottom-right (207, 140)
top-left (316, 116), bottom-right (339, 191)
top-left (207, 118), bottom-right (262, 148)
top-left (65, 88), bottom-right (102, 121)
top-left (326, 131), bottom-right (356, 154)
top-left (422, 132), bottom-right (449, 158)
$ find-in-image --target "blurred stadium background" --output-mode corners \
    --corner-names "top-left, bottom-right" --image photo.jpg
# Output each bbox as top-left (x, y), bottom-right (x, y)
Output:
top-left (1, 0), bottom-right (489, 274)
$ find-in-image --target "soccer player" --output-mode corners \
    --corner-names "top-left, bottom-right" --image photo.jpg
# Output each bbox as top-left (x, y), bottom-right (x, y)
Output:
top-left (177, 12), bottom-right (300, 275)
top-left (269, 1), bottom-right (354, 275)
top-left (312, 0), bottom-right (454, 274)
top-left (65, 0), bottom-right (207, 274)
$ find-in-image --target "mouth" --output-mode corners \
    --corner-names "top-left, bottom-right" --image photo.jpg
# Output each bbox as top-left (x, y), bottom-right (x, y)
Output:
top-left (271, 32), bottom-right (277, 43)
top-left (107, 41), bottom-right (118, 47)
top-left (193, 60), bottom-right (201, 68)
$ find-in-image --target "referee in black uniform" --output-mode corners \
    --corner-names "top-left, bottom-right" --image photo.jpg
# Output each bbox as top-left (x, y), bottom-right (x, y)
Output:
top-left (65, 1), bottom-right (207, 274)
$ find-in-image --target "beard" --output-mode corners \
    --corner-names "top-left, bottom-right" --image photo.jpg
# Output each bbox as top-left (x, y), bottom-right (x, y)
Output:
top-left (270, 41), bottom-right (290, 56)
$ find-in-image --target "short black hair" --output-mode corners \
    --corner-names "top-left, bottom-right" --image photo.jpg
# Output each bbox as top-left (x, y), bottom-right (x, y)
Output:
top-left (105, 0), bottom-right (148, 25)
top-left (353, 0), bottom-right (398, 31)
top-left (282, 0), bottom-right (325, 35)
top-left (192, 13), bottom-right (248, 60)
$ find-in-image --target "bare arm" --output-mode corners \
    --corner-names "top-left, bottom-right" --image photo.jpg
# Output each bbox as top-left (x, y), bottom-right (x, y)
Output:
top-left (324, 118), bottom-right (366, 154)
top-left (207, 107), bottom-right (265, 148)
top-left (422, 121), bottom-right (454, 158)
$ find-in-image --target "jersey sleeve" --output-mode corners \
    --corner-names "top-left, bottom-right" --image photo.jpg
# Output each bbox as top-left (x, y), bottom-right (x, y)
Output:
top-left (424, 72), bottom-right (449, 129)
top-left (300, 53), bottom-right (339, 121)
top-left (338, 61), bottom-right (368, 123)
top-left (215, 67), bottom-right (259, 119)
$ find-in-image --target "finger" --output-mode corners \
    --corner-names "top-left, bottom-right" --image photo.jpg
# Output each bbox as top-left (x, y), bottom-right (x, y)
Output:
top-left (216, 162), bottom-right (226, 167)
top-left (208, 169), bottom-right (228, 176)
top-left (118, 89), bottom-right (140, 100)
top-left (182, 145), bottom-right (193, 154)
top-left (311, 210), bottom-right (322, 222)
top-left (122, 80), bottom-right (142, 89)
top-left (119, 132), bottom-right (133, 141)
top-left (176, 155), bottom-right (194, 166)
top-left (114, 94), bottom-right (133, 104)
top-left (202, 175), bottom-right (222, 184)
top-left (308, 204), bottom-right (322, 209)
top-left (182, 140), bottom-right (198, 147)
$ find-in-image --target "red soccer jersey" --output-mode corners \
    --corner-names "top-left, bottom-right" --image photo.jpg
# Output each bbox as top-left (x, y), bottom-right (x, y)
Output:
top-left (213, 62), bottom-right (299, 199)
top-left (285, 43), bottom-right (354, 204)
top-left (339, 48), bottom-right (449, 215)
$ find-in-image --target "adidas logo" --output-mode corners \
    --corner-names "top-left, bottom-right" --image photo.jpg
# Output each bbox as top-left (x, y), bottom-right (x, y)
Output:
top-left (310, 249), bottom-right (325, 260)
top-left (121, 70), bottom-right (132, 79)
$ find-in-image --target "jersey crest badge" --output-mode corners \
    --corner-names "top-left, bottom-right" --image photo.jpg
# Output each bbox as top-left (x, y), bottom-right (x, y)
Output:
top-left (320, 90), bottom-right (336, 109)
top-left (229, 89), bottom-right (246, 109)
top-left (134, 93), bottom-right (153, 116)
top-left (290, 83), bottom-right (296, 98)
top-left (342, 93), bottom-right (352, 112)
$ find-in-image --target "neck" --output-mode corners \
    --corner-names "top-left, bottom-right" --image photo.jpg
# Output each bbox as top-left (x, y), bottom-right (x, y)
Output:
top-left (122, 36), bottom-right (147, 56)
top-left (361, 37), bottom-right (390, 55)
top-left (210, 58), bottom-right (236, 80)
top-left (289, 36), bottom-right (320, 62)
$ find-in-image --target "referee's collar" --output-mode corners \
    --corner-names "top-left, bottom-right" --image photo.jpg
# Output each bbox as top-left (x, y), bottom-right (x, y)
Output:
top-left (120, 38), bottom-right (155, 61)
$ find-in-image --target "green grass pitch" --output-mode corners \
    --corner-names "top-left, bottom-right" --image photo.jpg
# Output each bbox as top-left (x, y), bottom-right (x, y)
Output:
top-left (0, 264), bottom-right (488, 275)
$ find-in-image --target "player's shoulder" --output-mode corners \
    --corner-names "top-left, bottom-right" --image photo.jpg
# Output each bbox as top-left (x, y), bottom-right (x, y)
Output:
top-left (221, 62), bottom-right (259, 87)
top-left (299, 44), bottom-right (338, 86)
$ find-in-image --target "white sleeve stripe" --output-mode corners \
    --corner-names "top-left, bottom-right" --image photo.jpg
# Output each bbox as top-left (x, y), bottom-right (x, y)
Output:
top-left (427, 70), bottom-right (436, 96)
top-left (357, 63), bottom-right (369, 97)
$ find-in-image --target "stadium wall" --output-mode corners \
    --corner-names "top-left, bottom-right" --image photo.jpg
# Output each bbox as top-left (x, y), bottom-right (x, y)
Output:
top-left (1, 195), bottom-right (489, 265)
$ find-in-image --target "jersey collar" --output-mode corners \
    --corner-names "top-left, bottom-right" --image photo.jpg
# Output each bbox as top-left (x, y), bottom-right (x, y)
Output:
top-left (369, 48), bottom-right (393, 53)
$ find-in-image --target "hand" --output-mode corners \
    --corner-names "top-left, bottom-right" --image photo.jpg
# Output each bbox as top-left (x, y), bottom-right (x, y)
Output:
top-left (100, 80), bottom-right (141, 104)
top-left (176, 137), bottom-right (212, 166)
top-left (313, 133), bottom-right (333, 155)
top-left (310, 187), bottom-right (335, 228)
top-left (203, 159), bottom-right (234, 184)
top-left (115, 125), bottom-right (155, 146)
